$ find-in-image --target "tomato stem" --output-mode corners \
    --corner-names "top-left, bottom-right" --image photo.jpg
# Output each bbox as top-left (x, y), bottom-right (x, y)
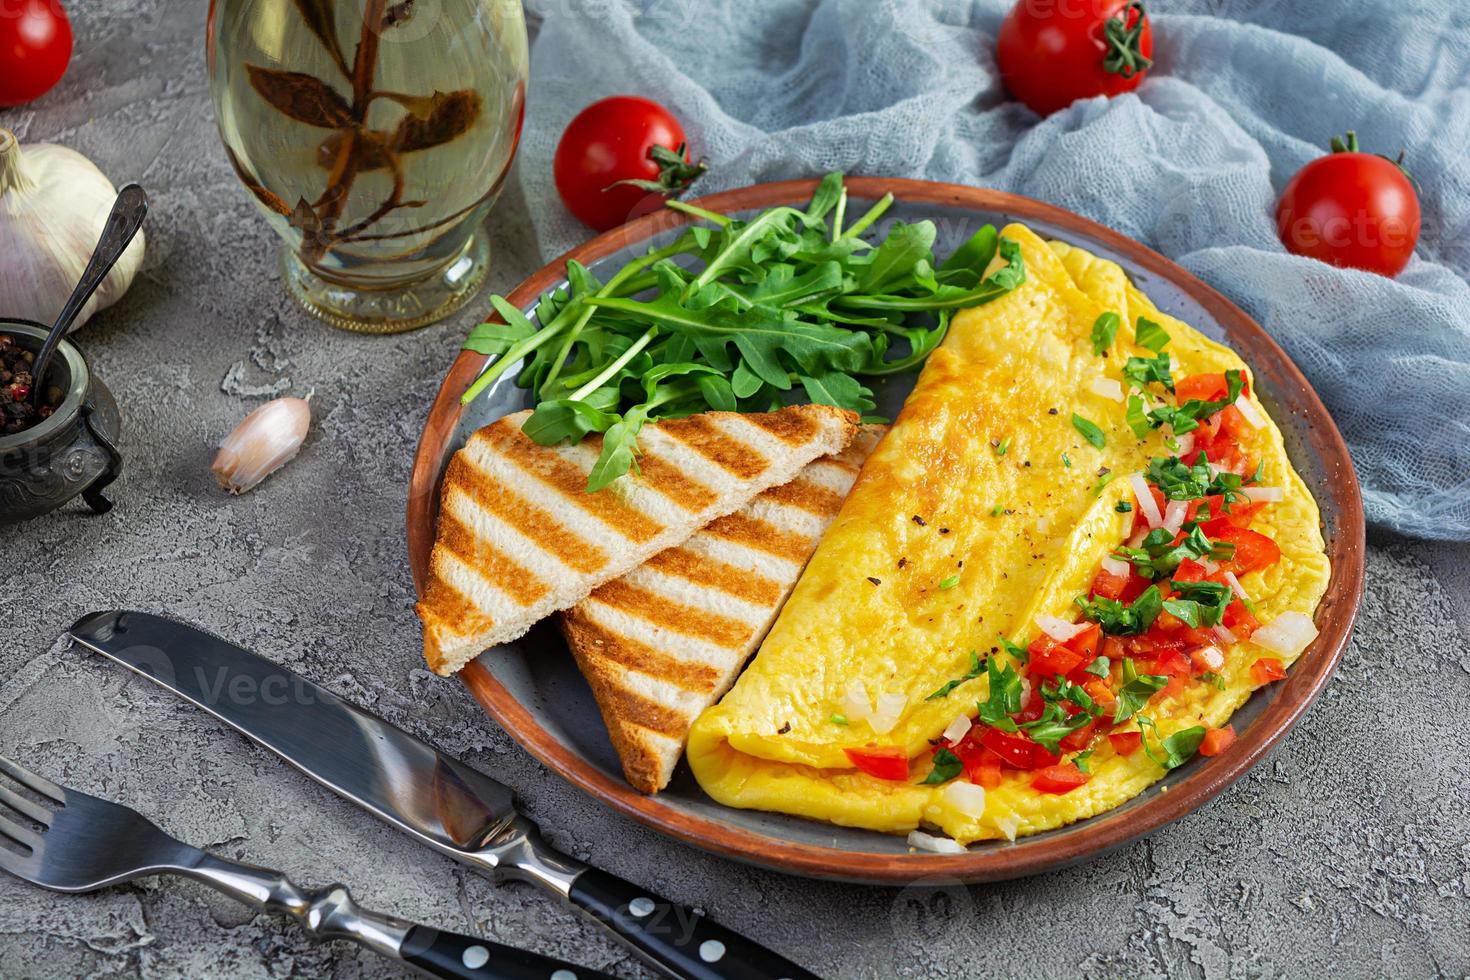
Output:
top-left (1103, 1), bottom-right (1153, 79)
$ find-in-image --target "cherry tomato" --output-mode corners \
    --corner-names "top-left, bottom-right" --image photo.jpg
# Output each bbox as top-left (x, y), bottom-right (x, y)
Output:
top-left (996, 0), bottom-right (1153, 117)
top-left (1031, 763), bottom-right (1090, 794)
top-left (1198, 725), bottom-right (1237, 757)
top-left (843, 745), bottom-right (910, 781)
top-left (0, 0), bottom-right (73, 108)
top-left (1276, 131), bottom-right (1420, 277)
top-left (553, 96), bottom-right (706, 231)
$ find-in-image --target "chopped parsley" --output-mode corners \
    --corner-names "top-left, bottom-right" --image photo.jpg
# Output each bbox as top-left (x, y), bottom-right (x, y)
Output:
top-left (1112, 525), bottom-right (1234, 580)
top-left (1115, 501), bottom-right (1133, 513)
top-left (1062, 452), bottom-right (1072, 469)
top-left (926, 650), bottom-right (983, 700)
top-left (990, 504), bottom-right (1005, 517)
top-left (829, 713), bottom-right (849, 725)
top-left (1093, 471), bottom-right (1117, 496)
top-left (1125, 393), bottom-right (1153, 438)
top-left (1123, 353), bottom-right (1175, 393)
top-left (1137, 715), bottom-right (1207, 770)
top-left (1199, 671), bottom-right (1227, 691)
top-left (1072, 413), bottom-right (1106, 449)
top-left (1075, 586), bottom-right (1164, 636)
top-left (994, 436), bottom-right (1012, 456)
top-left (1090, 311), bottom-right (1121, 356)
top-left (1112, 657), bottom-right (1168, 724)
top-left (1134, 316), bottom-right (1171, 353)
top-left (998, 634), bottom-right (1029, 665)
top-left (977, 655), bottom-right (1024, 731)
top-left (939, 574), bottom-right (961, 590)
top-left (922, 747), bottom-right (964, 784)
top-left (1147, 454), bottom-right (1250, 503)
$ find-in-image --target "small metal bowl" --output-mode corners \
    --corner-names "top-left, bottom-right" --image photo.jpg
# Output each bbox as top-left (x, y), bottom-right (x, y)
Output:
top-left (0, 319), bottom-right (122, 525)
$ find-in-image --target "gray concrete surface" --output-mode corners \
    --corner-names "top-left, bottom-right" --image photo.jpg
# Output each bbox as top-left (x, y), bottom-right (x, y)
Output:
top-left (2, 3), bottom-right (1469, 978)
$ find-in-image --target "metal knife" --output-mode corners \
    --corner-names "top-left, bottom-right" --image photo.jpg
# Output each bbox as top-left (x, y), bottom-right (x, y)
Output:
top-left (69, 611), bottom-right (821, 980)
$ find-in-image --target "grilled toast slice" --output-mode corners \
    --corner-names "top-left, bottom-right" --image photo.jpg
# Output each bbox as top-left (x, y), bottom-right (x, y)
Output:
top-left (418, 404), bottom-right (859, 676)
top-left (560, 427), bottom-right (884, 793)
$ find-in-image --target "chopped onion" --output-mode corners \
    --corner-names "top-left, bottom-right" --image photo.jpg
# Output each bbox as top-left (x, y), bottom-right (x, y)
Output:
top-left (1173, 432), bottom-right (1195, 458)
top-left (942, 714), bottom-right (972, 744)
top-left (942, 781), bottom-right (987, 820)
top-left (1243, 486), bottom-right (1285, 503)
top-left (1233, 396), bottom-right (1266, 429)
top-left (1101, 555), bottom-right (1130, 578)
top-left (841, 681), bottom-right (872, 724)
top-left (1251, 612), bottom-right (1319, 657)
top-left (1162, 499), bottom-right (1189, 534)
top-left (1018, 678), bottom-right (1033, 708)
top-left (869, 692), bottom-right (907, 735)
top-left (1191, 644), bottom-right (1225, 670)
top-left (1209, 625), bottom-right (1238, 646)
top-left (1036, 615), bottom-right (1088, 643)
top-left (1199, 558), bottom-right (1220, 575)
top-left (907, 830), bottom-right (967, 854)
top-left (1129, 473), bottom-right (1162, 527)
top-left (1224, 571), bottom-right (1250, 601)
top-left (1126, 528), bottom-right (1149, 548)
top-left (1087, 377), bottom-right (1123, 401)
top-left (992, 814), bottom-right (1021, 842)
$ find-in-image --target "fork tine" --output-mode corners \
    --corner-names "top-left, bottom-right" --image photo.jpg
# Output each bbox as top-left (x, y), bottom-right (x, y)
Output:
top-left (0, 757), bottom-right (65, 804)
top-left (0, 841), bottom-right (28, 877)
top-left (0, 782), bottom-right (51, 826)
top-left (0, 809), bottom-right (41, 852)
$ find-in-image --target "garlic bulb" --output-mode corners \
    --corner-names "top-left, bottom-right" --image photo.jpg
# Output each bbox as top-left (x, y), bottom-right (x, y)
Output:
top-left (0, 128), bottom-right (145, 331)
top-left (213, 397), bottom-right (311, 494)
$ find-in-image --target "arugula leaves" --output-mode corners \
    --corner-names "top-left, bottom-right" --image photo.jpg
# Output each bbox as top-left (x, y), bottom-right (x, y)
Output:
top-left (462, 173), bottom-right (1027, 490)
top-left (1075, 585), bottom-right (1164, 636)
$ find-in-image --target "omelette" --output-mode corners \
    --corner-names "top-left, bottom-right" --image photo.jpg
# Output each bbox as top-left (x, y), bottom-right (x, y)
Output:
top-left (686, 223), bottom-right (1331, 846)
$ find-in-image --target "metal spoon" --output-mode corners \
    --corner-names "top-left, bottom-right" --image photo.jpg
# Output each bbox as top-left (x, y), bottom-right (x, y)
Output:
top-left (29, 184), bottom-right (149, 409)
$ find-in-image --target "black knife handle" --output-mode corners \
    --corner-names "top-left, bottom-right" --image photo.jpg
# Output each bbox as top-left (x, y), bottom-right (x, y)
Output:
top-left (400, 925), bottom-right (621, 980)
top-left (567, 868), bottom-right (820, 980)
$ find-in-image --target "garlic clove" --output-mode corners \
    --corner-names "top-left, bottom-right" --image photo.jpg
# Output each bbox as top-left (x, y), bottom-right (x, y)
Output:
top-left (212, 397), bottom-right (311, 494)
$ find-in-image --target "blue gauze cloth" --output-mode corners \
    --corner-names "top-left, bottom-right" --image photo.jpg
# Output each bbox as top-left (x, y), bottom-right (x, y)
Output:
top-left (515, 0), bottom-right (1470, 540)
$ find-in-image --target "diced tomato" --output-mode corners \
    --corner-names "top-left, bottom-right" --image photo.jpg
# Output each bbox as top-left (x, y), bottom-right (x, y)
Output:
top-left (1158, 674), bottom-right (1188, 700)
top-left (1064, 621), bottom-right (1102, 660)
top-left (1091, 566), bottom-right (1129, 600)
top-left (1173, 558), bottom-right (1210, 582)
top-left (1029, 640), bottom-right (1084, 682)
top-left (1031, 763), bottom-right (1090, 794)
top-left (981, 728), bottom-right (1041, 770)
top-left (1150, 649), bottom-right (1193, 678)
top-left (1118, 569), bottom-right (1154, 603)
top-left (1101, 636), bottom-right (1126, 662)
top-left (1083, 678), bottom-right (1115, 708)
top-left (1108, 731), bottom-right (1142, 755)
top-left (1188, 644), bottom-right (1226, 673)
top-left (1153, 608), bottom-right (1187, 633)
top-left (1250, 657), bottom-right (1288, 684)
top-left (1030, 743), bottom-right (1062, 769)
top-left (1176, 372), bottom-right (1249, 403)
top-left (843, 746), bottom-right (909, 781)
top-left (1217, 404), bottom-right (1254, 443)
top-left (1059, 720), bottom-right (1097, 754)
top-left (949, 729), bottom-right (986, 767)
top-left (1214, 526), bottom-right (1282, 575)
top-left (1198, 725), bottom-right (1237, 757)
top-left (1180, 626), bottom-right (1216, 648)
top-left (971, 750), bottom-right (1004, 789)
top-left (1222, 598), bottom-right (1260, 637)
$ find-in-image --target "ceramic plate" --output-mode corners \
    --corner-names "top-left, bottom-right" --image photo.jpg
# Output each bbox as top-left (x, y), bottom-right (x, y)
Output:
top-left (408, 178), bottom-right (1365, 884)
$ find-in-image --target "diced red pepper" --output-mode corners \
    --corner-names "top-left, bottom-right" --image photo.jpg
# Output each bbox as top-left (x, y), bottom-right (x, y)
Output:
top-left (1108, 731), bottom-right (1143, 756)
top-left (1031, 763), bottom-right (1090, 794)
top-left (1250, 657), bottom-right (1288, 684)
top-left (1198, 725), bottom-right (1237, 757)
top-left (844, 746), bottom-right (909, 781)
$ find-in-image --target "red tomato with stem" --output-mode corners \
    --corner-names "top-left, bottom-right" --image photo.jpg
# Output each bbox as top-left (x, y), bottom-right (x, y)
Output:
top-left (0, 0), bottom-right (73, 108)
top-left (996, 0), bottom-right (1154, 117)
top-left (843, 746), bottom-right (910, 781)
top-left (1276, 131), bottom-right (1420, 277)
top-left (553, 96), bottom-right (706, 231)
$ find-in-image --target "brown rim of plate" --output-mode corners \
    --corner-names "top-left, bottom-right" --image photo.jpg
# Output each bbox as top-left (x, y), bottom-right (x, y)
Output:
top-left (407, 177), bottom-right (1366, 884)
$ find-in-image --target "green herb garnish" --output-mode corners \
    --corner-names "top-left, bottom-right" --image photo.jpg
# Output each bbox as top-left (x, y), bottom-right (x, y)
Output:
top-left (938, 574), bottom-right (961, 590)
top-left (1137, 715), bottom-right (1207, 770)
top-left (1075, 586), bottom-right (1164, 636)
top-left (977, 655), bottom-right (1025, 731)
top-left (1112, 525), bottom-right (1235, 580)
top-left (1163, 579), bottom-right (1234, 628)
top-left (1020, 702), bottom-right (1093, 754)
top-left (1072, 413), bottom-right (1106, 449)
top-left (1062, 452), bottom-right (1072, 468)
top-left (1091, 312), bottom-right (1121, 355)
top-left (1073, 748), bottom-right (1095, 774)
top-left (1084, 655), bottom-right (1111, 678)
top-left (926, 650), bottom-right (983, 700)
top-left (1134, 316), bottom-right (1171, 353)
top-left (922, 747), bottom-right (964, 784)
top-left (1112, 657), bottom-right (1168, 724)
top-left (994, 436), bottom-right (1012, 456)
top-left (830, 713), bottom-right (849, 725)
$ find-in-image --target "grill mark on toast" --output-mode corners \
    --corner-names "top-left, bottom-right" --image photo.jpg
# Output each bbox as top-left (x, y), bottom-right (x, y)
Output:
top-left (640, 547), bottom-right (785, 607)
top-left (760, 476), bottom-right (845, 518)
top-left (658, 415), bottom-right (770, 479)
top-left (480, 424), bottom-right (663, 543)
top-left (562, 611), bottom-right (722, 693)
top-left (744, 408), bottom-right (822, 445)
top-left (447, 454), bottom-right (608, 574)
top-left (701, 512), bottom-right (814, 562)
top-left (434, 511), bottom-right (548, 607)
top-left (592, 580), bottom-right (752, 648)
top-left (630, 449), bottom-right (719, 511)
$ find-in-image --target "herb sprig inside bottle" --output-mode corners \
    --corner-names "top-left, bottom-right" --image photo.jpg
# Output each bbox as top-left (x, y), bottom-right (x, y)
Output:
top-left (461, 172), bottom-right (1026, 491)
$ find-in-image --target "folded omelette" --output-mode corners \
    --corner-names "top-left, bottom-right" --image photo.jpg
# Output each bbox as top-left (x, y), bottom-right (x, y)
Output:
top-left (687, 223), bottom-right (1330, 845)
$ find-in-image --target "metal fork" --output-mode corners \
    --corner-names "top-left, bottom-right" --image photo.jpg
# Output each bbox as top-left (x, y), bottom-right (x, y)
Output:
top-left (0, 756), bottom-right (619, 980)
